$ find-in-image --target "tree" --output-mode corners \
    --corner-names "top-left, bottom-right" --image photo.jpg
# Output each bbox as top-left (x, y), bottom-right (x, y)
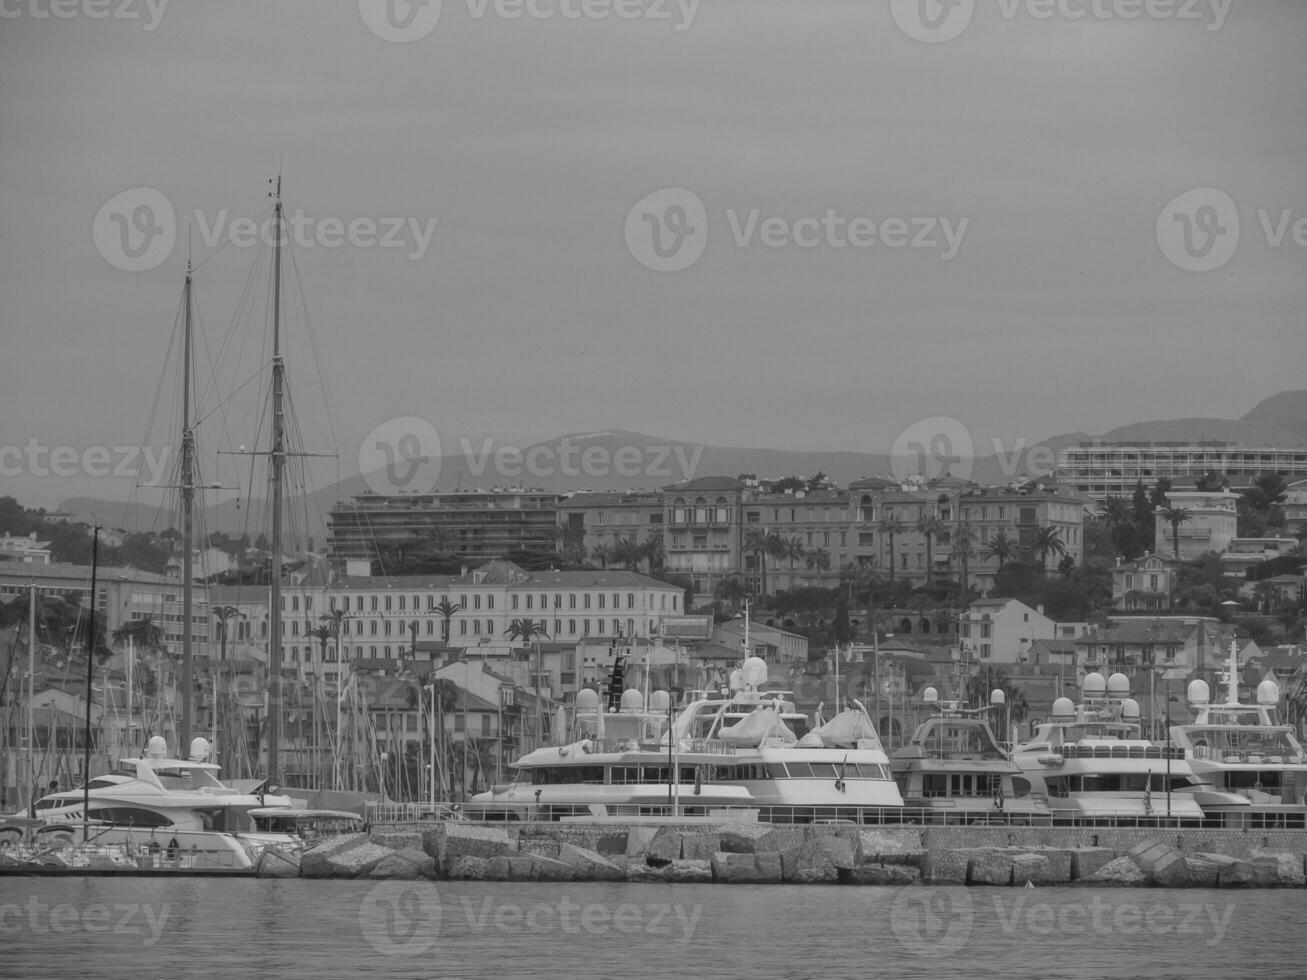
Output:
top-left (611, 535), bottom-right (645, 571)
top-left (434, 597), bottom-right (462, 643)
top-left (211, 604), bottom-right (246, 662)
top-left (964, 667), bottom-right (1029, 735)
top-left (916, 512), bottom-right (946, 587)
top-left (981, 529), bottom-right (1018, 574)
top-left (112, 615), bottom-right (163, 652)
top-left (1196, 469), bottom-right (1228, 492)
top-left (1101, 496), bottom-right (1138, 558)
top-left (877, 516), bottom-right (908, 589)
top-left (1131, 480), bottom-right (1154, 552)
top-left (1031, 526), bottom-right (1067, 570)
top-left (806, 471), bottom-right (828, 492)
top-left (714, 575), bottom-right (749, 617)
top-left (744, 527), bottom-right (773, 597)
top-left (505, 619), bottom-right (550, 752)
top-left (950, 522), bottom-right (977, 595)
top-left (1158, 505), bottom-right (1192, 559)
top-left (780, 536), bottom-right (806, 590)
top-left (805, 547), bottom-right (831, 577)
top-left (769, 476), bottom-right (806, 495)
top-left (641, 532), bottom-right (665, 574)
top-left (833, 590), bottom-right (851, 645)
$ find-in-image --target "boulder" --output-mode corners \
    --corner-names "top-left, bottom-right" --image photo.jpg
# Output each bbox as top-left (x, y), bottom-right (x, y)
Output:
top-left (556, 843), bottom-right (624, 881)
top-left (1011, 849), bottom-right (1072, 886)
top-left (447, 855), bottom-right (492, 880)
top-left (647, 828), bottom-right (682, 862)
top-left (328, 841), bottom-right (395, 878)
top-left (718, 824), bottom-right (771, 854)
top-left (1070, 848), bottom-right (1123, 882)
top-left (968, 849), bottom-right (1013, 886)
top-left (594, 832), bottom-right (628, 857)
top-left (678, 832), bottom-right (721, 861)
top-left (857, 829), bottom-right (925, 865)
top-left (665, 859), bottom-right (714, 883)
top-left (369, 846), bottom-right (438, 880)
top-left (1186, 853), bottom-right (1238, 889)
top-left (1216, 859), bottom-right (1258, 888)
top-left (922, 848), bottom-right (969, 884)
top-left (432, 823), bottom-right (516, 874)
top-left (710, 850), bottom-right (784, 884)
top-left (1081, 855), bottom-right (1148, 886)
top-left (1248, 850), bottom-right (1306, 887)
top-left (780, 835), bottom-right (857, 883)
top-left (301, 834), bottom-right (373, 878)
top-left (369, 830), bottom-right (423, 851)
top-left (506, 854), bottom-right (577, 882)
top-left (518, 837), bottom-right (562, 860)
top-left (256, 846), bottom-right (301, 878)
top-left (625, 826), bottom-right (659, 857)
top-left (850, 863), bottom-right (921, 886)
top-left (1129, 841), bottom-right (1192, 888)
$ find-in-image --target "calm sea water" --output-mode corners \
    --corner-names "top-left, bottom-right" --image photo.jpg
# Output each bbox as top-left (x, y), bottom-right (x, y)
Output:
top-left (0, 878), bottom-right (1301, 980)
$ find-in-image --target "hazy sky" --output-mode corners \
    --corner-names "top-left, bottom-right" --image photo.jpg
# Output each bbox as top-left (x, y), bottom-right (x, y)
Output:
top-left (2, 0), bottom-right (1304, 511)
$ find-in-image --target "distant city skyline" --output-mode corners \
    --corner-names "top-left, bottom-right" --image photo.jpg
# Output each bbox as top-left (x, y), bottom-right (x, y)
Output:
top-left (3, 2), bottom-right (1304, 512)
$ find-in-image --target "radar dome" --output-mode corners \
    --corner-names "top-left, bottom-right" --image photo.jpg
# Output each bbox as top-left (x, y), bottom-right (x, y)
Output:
top-left (741, 657), bottom-right (768, 689)
top-left (1187, 679), bottom-right (1210, 706)
top-left (1106, 673), bottom-right (1130, 697)
top-left (1257, 680), bottom-right (1280, 706)
top-left (990, 689), bottom-right (1006, 706)
top-left (1052, 697), bottom-right (1075, 718)
top-left (729, 669), bottom-right (744, 692)
top-left (146, 735), bottom-right (167, 759)
top-left (188, 737), bottom-right (211, 762)
top-left (1121, 698), bottom-right (1141, 721)
top-left (620, 689), bottom-right (645, 712)
top-left (649, 690), bottom-right (670, 712)
top-left (922, 686), bottom-right (938, 704)
top-left (1081, 672), bottom-right (1106, 697)
top-left (575, 689), bottom-right (600, 711)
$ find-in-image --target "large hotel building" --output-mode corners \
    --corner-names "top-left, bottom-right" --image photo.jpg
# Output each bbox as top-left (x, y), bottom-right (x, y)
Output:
top-left (1055, 443), bottom-right (1307, 501)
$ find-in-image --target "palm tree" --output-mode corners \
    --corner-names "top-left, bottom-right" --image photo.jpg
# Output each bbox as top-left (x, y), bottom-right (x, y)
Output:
top-left (980, 529), bottom-right (1018, 576)
top-left (433, 597), bottom-right (462, 643)
top-left (805, 547), bottom-right (831, 583)
top-left (611, 535), bottom-right (644, 571)
top-left (210, 604), bottom-right (245, 662)
top-left (641, 532), bottom-right (665, 574)
top-left (916, 511), bottom-right (946, 587)
top-left (743, 527), bottom-right (772, 597)
top-left (781, 536), bottom-right (806, 590)
top-left (111, 615), bottom-right (163, 653)
top-left (714, 575), bottom-right (749, 616)
top-left (1101, 496), bottom-right (1137, 557)
top-left (1158, 505), bottom-right (1192, 559)
top-left (964, 667), bottom-right (1028, 738)
top-left (949, 522), bottom-right (977, 595)
top-left (877, 516), bottom-right (908, 589)
top-left (589, 544), bottom-right (613, 569)
top-left (505, 618), bottom-right (549, 751)
top-left (1031, 526), bottom-right (1067, 571)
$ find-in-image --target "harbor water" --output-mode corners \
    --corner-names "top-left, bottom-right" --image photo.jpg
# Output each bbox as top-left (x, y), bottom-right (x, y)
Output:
top-left (0, 878), bottom-right (1301, 979)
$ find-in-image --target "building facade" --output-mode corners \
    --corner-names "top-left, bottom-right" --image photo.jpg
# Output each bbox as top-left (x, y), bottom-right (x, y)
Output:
top-left (1153, 490), bottom-right (1239, 559)
top-left (1056, 442), bottom-right (1307, 502)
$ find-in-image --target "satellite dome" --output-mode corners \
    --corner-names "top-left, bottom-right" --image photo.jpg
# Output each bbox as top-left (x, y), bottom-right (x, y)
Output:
top-left (922, 686), bottom-right (938, 704)
top-left (990, 689), bottom-right (1006, 706)
top-left (620, 689), bottom-right (644, 712)
top-left (1187, 679), bottom-right (1210, 706)
top-left (1257, 680), bottom-right (1280, 706)
top-left (1121, 698), bottom-right (1141, 721)
top-left (1106, 673), bottom-right (1130, 697)
top-left (649, 690), bottom-right (670, 712)
top-left (741, 657), bottom-right (768, 689)
top-left (575, 689), bottom-right (600, 711)
top-left (188, 737), bottom-right (211, 762)
top-left (1052, 697), bottom-right (1075, 718)
top-left (1081, 672), bottom-right (1106, 697)
top-left (146, 735), bottom-right (167, 759)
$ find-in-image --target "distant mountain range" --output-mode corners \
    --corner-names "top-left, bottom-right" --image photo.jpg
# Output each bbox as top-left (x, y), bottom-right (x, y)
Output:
top-left (58, 389), bottom-right (1307, 542)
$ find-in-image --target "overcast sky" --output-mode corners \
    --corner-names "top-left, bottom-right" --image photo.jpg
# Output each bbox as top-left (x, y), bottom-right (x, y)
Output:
top-left (2, 0), bottom-right (1304, 511)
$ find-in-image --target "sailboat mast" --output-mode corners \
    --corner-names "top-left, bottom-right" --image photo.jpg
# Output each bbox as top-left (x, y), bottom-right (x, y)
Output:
top-left (83, 527), bottom-right (98, 842)
top-left (180, 262), bottom-right (195, 753)
top-left (268, 176), bottom-right (285, 787)
top-left (26, 583), bottom-right (35, 816)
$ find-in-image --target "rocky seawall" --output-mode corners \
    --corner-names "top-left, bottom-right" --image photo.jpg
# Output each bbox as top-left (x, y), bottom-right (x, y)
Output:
top-left (266, 821), bottom-right (1307, 888)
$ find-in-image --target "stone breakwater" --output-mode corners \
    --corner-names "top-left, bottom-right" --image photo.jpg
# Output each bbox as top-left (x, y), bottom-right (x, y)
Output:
top-left (264, 822), bottom-right (1307, 888)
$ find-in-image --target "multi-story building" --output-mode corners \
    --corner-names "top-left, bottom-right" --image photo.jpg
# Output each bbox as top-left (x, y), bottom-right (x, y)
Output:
top-left (557, 490), bottom-right (664, 563)
top-left (957, 597), bottom-right (1058, 665)
top-left (0, 532), bottom-right (52, 564)
top-left (1111, 553), bottom-right (1181, 612)
top-left (1153, 490), bottom-right (1239, 559)
top-left (1056, 442), bottom-right (1307, 502)
top-left (0, 561), bottom-right (210, 653)
top-left (1283, 479), bottom-right (1307, 533)
top-left (662, 476), bottom-right (749, 598)
top-left (327, 490), bottom-right (563, 564)
top-left (956, 488), bottom-right (1087, 588)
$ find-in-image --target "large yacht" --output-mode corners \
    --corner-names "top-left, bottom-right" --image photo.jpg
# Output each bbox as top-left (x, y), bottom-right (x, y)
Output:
top-left (1010, 672), bottom-right (1230, 825)
top-left (891, 687), bottom-right (1052, 824)
top-left (1168, 642), bottom-right (1307, 829)
top-left (13, 736), bottom-right (302, 869)
top-left (466, 655), bottom-right (904, 822)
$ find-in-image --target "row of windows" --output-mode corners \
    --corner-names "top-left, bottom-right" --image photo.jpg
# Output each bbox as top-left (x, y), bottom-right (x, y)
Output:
top-left (280, 591), bottom-right (678, 613)
top-left (284, 617), bottom-right (643, 651)
top-left (524, 761), bottom-right (891, 786)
